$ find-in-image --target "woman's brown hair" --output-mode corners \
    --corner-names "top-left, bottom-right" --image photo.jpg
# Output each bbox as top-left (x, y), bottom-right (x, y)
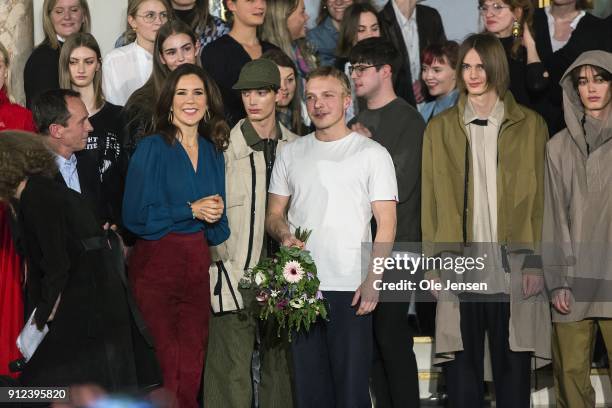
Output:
top-left (456, 33), bottom-right (510, 97)
top-left (58, 33), bottom-right (104, 110)
top-left (0, 131), bottom-right (57, 202)
top-left (153, 63), bottom-right (229, 151)
top-left (262, 48), bottom-right (305, 135)
top-left (336, 3), bottom-right (380, 59)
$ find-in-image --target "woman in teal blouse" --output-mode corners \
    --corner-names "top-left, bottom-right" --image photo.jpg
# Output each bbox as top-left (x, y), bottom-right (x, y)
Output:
top-left (122, 63), bottom-right (230, 408)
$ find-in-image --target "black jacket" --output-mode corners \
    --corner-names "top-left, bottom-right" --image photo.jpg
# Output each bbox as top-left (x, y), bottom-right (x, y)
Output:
top-left (380, 4), bottom-right (446, 107)
top-left (201, 35), bottom-right (278, 127)
top-left (18, 176), bottom-right (160, 390)
top-left (24, 40), bottom-right (61, 109)
top-left (533, 9), bottom-right (612, 134)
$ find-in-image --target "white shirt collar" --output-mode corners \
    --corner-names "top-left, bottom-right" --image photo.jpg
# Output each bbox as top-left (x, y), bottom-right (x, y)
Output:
top-left (391, 0), bottom-right (417, 26)
top-left (55, 153), bottom-right (77, 168)
top-left (544, 6), bottom-right (586, 31)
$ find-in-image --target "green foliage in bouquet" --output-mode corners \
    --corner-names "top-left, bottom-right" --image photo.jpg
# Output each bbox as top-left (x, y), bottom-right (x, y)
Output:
top-left (242, 228), bottom-right (327, 340)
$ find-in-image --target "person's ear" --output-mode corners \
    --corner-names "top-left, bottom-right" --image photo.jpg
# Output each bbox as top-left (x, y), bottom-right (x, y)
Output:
top-left (127, 15), bottom-right (137, 31)
top-left (226, 0), bottom-right (237, 13)
top-left (513, 7), bottom-right (523, 22)
top-left (48, 123), bottom-right (64, 140)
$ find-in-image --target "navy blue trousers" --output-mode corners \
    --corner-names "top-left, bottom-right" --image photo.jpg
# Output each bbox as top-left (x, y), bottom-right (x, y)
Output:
top-left (291, 291), bottom-right (373, 408)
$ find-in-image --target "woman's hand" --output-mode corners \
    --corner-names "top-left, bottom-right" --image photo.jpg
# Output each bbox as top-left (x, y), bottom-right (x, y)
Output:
top-left (191, 195), bottom-right (224, 223)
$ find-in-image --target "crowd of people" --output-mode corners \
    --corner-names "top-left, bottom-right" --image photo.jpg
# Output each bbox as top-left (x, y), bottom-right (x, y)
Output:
top-left (0, 0), bottom-right (611, 407)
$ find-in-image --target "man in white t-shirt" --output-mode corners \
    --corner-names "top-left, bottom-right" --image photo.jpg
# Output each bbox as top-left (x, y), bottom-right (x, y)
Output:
top-left (266, 66), bottom-right (398, 408)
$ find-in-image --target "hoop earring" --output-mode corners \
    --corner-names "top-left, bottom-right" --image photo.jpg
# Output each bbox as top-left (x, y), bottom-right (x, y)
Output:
top-left (512, 20), bottom-right (522, 39)
top-left (168, 108), bottom-right (174, 124)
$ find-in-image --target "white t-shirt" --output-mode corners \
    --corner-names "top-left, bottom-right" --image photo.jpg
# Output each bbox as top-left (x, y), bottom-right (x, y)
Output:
top-left (102, 41), bottom-right (153, 106)
top-left (269, 132), bottom-right (398, 291)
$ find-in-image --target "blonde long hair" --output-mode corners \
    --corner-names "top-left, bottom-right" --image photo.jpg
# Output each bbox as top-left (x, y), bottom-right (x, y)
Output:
top-left (58, 33), bottom-right (104, 110)
top-left (119, 0), bottom-right (173, 45)
top-left (0, 42), bottom-right (14, 102)
top-left (261, 0), bottom-right (317, 70)
top-left (41, 0), bottom-right (91, 50)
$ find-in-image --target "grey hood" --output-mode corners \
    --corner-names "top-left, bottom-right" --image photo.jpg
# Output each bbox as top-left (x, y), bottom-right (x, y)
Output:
top-left (560, 50), bottom-right (612, 155)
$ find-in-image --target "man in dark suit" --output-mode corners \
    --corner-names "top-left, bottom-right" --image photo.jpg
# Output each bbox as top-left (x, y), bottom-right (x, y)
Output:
top-left (31, 89), bottom-right (113, 227)
top-left (380, 0), bottom-right (446, 107)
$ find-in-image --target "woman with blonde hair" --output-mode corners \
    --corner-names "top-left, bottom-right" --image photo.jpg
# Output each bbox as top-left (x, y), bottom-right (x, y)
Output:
top-left (0, 41), bottom-right (36, 381)
top-left (261, 0), bottom-right (317, 97)
top-left (103, 0), bottom-right (173, 106)
top-left (23, 0), bottom-right (91, 108)
top-left (59, 33), bottom-right (124, 227)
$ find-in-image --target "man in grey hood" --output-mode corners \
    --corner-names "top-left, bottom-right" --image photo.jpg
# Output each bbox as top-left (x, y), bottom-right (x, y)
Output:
top-left (543, 50), bottom-right (612, 408)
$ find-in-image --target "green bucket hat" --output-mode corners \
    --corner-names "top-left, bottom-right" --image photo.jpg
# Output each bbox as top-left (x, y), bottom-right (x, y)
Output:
top-left (232, 58), bottom-right (281, 90)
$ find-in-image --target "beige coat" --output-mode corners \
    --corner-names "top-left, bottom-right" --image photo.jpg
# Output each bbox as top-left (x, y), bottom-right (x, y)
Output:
top-left (422, 91), bottom-right (551, 366)
top-left (543, 50), bottom-right (612, 323)
top-left (209, 120), bottom-right (297, 313)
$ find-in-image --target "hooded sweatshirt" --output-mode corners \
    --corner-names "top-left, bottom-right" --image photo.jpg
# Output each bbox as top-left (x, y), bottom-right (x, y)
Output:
top-left (543, 50), bottom-right (612, 323)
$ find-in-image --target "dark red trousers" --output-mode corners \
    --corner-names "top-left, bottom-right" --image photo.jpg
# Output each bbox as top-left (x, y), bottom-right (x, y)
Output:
top-left (129, 232), bottom-right (210, 408)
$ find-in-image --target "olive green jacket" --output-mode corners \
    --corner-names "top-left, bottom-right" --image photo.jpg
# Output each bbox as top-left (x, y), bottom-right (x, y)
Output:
top-left (422, 91), bottom-right (551, 365)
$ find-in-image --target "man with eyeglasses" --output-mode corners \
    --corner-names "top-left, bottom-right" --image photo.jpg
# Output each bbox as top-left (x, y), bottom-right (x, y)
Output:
top-left (348, 36), bottom-right (424, 408)
top-left (266, 66), bottom-right (398, 407)
top-left (379, 0), bottom-right (446, 108)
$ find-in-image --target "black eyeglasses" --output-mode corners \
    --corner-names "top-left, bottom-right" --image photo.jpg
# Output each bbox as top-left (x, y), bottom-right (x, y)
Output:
top-left (348, 64), bottom-right (384, 76)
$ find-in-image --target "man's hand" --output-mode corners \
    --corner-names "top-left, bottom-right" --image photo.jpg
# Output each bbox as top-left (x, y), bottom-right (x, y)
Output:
top-left (351, 278), bottom-right (379, 315)
top-left (522, 274), bottom-right (544, 299)
top-left (552, 288), bottom-right (572, 314)
top-left (280, 232), bottom-right (304, 249)
top-left (429, 277), bottom-right (441, 300)
top-left (350, 122), bottom-right (372, 138)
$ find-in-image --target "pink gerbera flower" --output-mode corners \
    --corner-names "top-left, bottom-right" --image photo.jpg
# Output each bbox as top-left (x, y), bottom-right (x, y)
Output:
top-left (282, 260), bottom-right (305, 283)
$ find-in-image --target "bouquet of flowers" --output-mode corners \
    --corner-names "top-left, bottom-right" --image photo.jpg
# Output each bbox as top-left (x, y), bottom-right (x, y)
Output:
top-left (241, 227), bottom-right (328, 340)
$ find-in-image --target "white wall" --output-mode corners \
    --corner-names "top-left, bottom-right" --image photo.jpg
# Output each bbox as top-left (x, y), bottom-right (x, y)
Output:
top-left (421, 0), bottom-right (480, 42)
top-left (34, 0), bottom-right (127, 57)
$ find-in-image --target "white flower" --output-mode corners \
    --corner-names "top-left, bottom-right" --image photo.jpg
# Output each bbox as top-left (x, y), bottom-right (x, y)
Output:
top-left (290, 298), bottom-right (304, 309)
top-left (282, 260), bottom-right (305, 283)
top-left (308, 298), bottom-right (316, 304)
top-left (254, 272), bottom-right (266, 286)
top-left (270, 290), bottom-right (279, 298)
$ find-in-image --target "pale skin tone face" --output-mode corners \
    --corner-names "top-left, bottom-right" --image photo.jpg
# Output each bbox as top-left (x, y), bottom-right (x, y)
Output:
top-left (172, 74), bottom-right (207, 131)
top-left (0, 55), bottom-right (7, 91)
top-left (50, 0), bottom-right (85, 38)
top-left (481, 0), bottom-right (522, 38)
top-left (351, 63), bottom-right (384, 99)
top-left (68, 46), bottom-right (99, 88)
top-left (49, 96), bottom-right (93, 158)
top-left (160, 33), bottom-right (199, 71)
top-left (305, 76), bottom-right (351, 134)
top-left (277, 66), bottom-right (297, 108)
top-left (227, 0), bottom-right (267, 28)
top-left (576, 66), bottom-right (612, 120)
top-left (287, 0), bottom-right (308, 40)
top-left (326, 0), bottom-right (353, 27)
top-left (422, 57), bottom-right (456, 98)
top-left (171, 73), bottom-right (225, 222)
top-left (128, 0), bottom-right (168, 47)
top-left (461, 49), bottom-right (489, 97)
top-left (355, 12), bottom-right (380, 44)
top-left (241, 89), bottom-right (280, 123)
top-left (171, 0), bottom-right (197, 9)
